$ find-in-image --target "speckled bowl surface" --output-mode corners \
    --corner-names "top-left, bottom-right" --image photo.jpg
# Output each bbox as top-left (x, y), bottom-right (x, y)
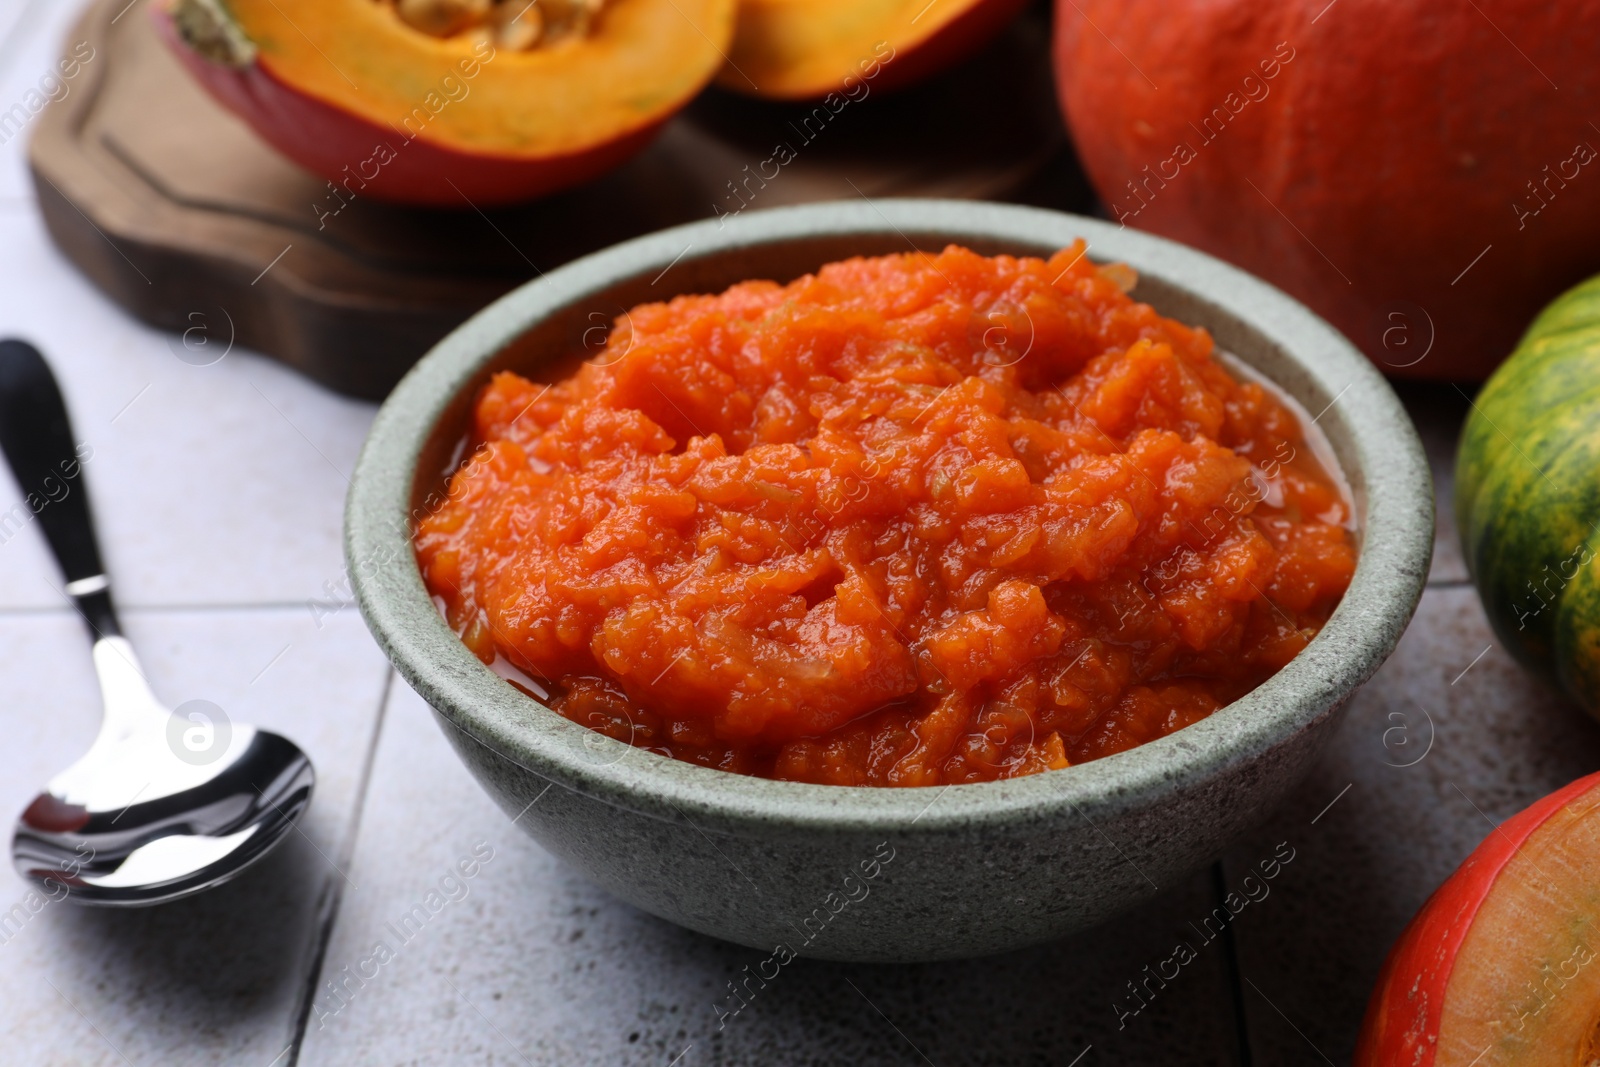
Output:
top-left (346, 200), bottom-right (1433, 963)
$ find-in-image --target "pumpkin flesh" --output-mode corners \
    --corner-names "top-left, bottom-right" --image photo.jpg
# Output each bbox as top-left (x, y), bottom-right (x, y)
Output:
top-left (720, 0), bottom-right (1029, 99)
top-left (160, 0), bottom-right (736, 204)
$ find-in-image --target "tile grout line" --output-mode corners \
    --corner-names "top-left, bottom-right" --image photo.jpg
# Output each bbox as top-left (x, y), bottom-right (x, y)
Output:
top-left (0, 599), bottom-right (351, 618)
top-left (1210, 860), bottom-right (1255, 1067)
top-left (283, 668), bottom-right (395, 1066)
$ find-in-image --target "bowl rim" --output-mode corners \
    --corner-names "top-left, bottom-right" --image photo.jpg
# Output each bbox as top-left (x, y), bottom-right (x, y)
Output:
top-left (347, 198), bottom-right (1433, 836)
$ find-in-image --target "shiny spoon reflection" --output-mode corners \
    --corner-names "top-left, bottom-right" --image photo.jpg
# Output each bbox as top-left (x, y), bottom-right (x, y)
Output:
top-left (0, 338), bottom-right (314, 905)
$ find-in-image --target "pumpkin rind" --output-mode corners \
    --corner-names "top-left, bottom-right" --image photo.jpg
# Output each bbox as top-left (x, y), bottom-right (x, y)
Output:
top-left (1457, 274), bottom-right (1600, 712)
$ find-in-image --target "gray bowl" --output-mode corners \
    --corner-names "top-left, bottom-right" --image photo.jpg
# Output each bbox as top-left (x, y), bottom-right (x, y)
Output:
top-left (346, 200), bottom-right (1432, 963)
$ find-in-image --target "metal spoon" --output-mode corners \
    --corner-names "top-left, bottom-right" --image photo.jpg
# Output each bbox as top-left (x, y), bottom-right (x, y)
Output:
top-left (0, 339), bottom-right (314, 906)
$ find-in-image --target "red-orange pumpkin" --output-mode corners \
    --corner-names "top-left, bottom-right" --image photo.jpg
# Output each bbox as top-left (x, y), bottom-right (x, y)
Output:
top-left (1054, 0), bottom-right (1600, 380)
top-left (1356, 770), bottom-right (1600, 1065)
top-left (158, 0), bottom-right (735, 207)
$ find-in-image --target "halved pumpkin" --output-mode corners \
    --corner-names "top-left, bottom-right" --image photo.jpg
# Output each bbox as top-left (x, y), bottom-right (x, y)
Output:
top-left (719, 0), bottom-right (1029, 100)
top-left (157, 0), bottom-right (736, 206)
top-left (1357, 769), bottom-right (1600, 1065)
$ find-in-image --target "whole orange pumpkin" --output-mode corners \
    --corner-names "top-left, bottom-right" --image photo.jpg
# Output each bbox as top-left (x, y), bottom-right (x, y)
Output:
top-left (1054, 0), bottom-right (1600, 380)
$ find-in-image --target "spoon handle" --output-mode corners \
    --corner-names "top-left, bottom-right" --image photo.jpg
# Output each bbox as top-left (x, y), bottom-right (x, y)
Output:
top-left (0, 339), bottom-right (120, 638)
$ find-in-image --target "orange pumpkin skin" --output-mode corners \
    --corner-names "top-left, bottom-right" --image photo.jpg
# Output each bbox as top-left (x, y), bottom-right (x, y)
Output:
top-left (158, 13), bottom-right (659, 207)
top-left (1054, 0), bottom-right (1600, 381)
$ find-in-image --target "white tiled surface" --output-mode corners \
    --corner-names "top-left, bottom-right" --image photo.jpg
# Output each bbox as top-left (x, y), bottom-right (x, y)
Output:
top-left (5, 4), bottom-right (1598, 1065)
top-left (0, 0), bottom-right (372, 611)
top-left (297, 682), bottom-right (1242, 1067)
top-left (1, 7), bottom-right (394, 1063)
top-left (0, 0), bottom-right (84, 206)
top-left (0, 609), bottom-right (389, 1067)
top-left (0, 210), bottom-right (374, 612)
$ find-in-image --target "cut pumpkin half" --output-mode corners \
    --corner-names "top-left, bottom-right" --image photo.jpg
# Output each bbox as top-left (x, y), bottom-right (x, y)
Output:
top-left (1358, 769), bottom-right (1600, 1066)
top-left (158, 0), bottom-right (737, 205)
top-left (719, 0), bottom-right (1030, 100)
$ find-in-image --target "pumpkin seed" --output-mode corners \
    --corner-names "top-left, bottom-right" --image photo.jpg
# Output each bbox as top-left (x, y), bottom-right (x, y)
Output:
top-left (492, 1), bottom-right (544, 50)
top-left (382, 0), bottom-right (606, 48)
top-left (395, 0), bottom-right (492, 38)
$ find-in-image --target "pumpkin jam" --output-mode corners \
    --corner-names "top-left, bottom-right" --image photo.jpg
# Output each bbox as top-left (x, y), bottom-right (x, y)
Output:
top-left (415, 244), bottom-right (1356, 786)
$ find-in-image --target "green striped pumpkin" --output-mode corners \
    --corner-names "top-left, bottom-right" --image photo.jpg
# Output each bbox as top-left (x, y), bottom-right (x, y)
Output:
top-left (1457, 273), bottom-right (1600, 714)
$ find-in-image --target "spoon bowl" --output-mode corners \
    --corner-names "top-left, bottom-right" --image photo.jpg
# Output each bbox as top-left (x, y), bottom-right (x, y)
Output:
top-left (11, 639), bottom-right (314, 906)
top-left (0, 338), bottom-right (315, 905)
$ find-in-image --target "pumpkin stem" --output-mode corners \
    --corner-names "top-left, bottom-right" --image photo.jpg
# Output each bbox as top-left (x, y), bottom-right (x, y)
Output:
top-left (171, 0), bottom-right (257, 69)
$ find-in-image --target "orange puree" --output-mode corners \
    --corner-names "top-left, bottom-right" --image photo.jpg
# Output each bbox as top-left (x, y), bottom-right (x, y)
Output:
top-left (415, 244), bottom-right (1356, 786)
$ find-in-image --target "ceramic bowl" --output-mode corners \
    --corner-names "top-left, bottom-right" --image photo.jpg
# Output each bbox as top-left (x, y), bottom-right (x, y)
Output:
top-left (346, 200), bottom-right (1433, 963)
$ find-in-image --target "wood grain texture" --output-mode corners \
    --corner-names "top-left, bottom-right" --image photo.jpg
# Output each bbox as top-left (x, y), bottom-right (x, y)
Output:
top-left (30, 0), bottom-right (1070, 399)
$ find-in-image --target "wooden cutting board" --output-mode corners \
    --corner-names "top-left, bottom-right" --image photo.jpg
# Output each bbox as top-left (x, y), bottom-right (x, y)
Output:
top-left (30, 0), bottom-right (1087, 399)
